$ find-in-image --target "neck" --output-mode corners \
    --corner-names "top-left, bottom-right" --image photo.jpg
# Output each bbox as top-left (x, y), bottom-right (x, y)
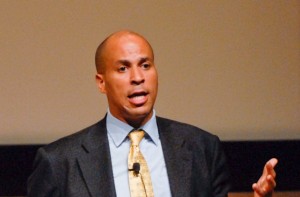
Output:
top-left (108, 109), bottom-right (155, 129)
top-left (126, 115), bottom-right (151, 129)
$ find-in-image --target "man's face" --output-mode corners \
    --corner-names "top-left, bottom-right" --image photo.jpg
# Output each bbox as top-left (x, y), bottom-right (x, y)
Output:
top-left (96, 33), bottom-right (158, 127)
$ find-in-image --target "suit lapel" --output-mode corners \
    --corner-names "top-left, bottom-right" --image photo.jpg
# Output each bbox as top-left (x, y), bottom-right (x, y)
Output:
top-left (77, 119), bottom-right (116, 197)
top-left (157, 117), bottom-right (193, 197)
top-left (75, 116), bottom-right (193, 196)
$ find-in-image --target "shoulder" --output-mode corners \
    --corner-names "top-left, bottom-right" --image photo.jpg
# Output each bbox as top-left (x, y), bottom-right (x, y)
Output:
top-left (157, 116), bottom-right (219, 140)
top-left (156, 116), bottom-right (223, 154)
top-left (40, 118), bottom-right (107, 158)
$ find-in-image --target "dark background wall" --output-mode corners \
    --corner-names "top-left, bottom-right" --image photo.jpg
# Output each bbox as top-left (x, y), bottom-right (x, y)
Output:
top-left (1, 140), bottom-right (299, 196)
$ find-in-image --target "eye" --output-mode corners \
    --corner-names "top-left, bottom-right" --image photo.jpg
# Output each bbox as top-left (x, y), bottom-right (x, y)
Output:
top-left (118, 66), bottom-right (127, 72)
top-left (141, 63), bottom-right (150, 69)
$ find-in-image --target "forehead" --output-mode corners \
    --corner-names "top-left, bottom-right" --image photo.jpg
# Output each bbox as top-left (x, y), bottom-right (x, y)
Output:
top-left (104, 33), bottom-right (154, 59)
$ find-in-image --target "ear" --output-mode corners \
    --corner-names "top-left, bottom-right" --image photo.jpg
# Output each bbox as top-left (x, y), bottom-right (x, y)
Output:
top-left (95, 74), bottom-right (106, 94)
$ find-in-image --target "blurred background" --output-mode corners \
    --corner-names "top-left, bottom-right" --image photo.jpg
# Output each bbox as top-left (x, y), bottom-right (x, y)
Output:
top-left (1, 0), bottom-right (299, 144)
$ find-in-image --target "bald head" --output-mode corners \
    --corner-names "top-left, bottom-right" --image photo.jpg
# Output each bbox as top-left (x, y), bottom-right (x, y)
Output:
top-left (95, 30), bottom-right (154, 73)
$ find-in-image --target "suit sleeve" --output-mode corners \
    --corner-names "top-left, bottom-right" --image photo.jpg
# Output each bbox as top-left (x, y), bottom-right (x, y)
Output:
top-left (27, 148), bottom-right (60, 197)
top-left (211, 137), bottom-right (231, 197)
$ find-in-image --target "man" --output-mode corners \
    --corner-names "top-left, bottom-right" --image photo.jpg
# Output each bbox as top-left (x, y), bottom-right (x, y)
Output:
top-left (27, 30), bottom-right (277, 197)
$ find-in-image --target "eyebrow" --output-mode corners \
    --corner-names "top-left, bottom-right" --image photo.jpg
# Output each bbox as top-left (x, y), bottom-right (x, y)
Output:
top-left (139, 57), bottom-right (152, 64)
top-left (116, 57), bottom-right (152, 65)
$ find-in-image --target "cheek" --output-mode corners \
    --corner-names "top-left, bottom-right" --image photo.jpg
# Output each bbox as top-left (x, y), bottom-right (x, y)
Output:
top-left (149, 74), bottom-right (158, 90)
top-left (106, 79), bottom-right (128, 97)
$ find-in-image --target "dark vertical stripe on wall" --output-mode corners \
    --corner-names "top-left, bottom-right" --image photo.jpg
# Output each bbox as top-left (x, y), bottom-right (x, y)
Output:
top-left (0, 141), bottom-right (299, 196)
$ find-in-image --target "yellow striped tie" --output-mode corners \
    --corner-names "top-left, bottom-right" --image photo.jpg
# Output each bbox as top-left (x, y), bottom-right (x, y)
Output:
top-left (128, 130), bottom-right (154, 197)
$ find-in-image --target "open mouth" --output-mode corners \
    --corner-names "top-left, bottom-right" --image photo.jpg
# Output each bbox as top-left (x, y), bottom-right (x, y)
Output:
top-left (128, 92), bottom-right (147, 98)
top-left (128, 92), bottom-right (148, 105)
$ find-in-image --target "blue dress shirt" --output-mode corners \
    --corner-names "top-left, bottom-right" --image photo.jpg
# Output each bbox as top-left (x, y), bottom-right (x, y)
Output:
top-left (106, 109), bottom-right (172, 197)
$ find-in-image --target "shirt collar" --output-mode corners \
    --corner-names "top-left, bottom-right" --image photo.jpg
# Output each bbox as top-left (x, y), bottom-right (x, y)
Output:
top-left (106, 109), bottom-right (159, 147)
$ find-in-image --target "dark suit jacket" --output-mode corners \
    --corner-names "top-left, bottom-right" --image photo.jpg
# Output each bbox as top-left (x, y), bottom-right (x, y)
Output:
top-left (27, 116), bottom-right (230, 197)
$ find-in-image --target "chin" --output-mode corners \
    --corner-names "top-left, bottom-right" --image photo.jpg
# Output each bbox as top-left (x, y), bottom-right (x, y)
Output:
top-left (132, 110), bottom-right (151, 119)
top-left (127, 107), bottom-right (153, 121)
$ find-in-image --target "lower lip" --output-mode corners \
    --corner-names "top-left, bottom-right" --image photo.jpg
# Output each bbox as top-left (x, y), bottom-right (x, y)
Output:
top-left (128, 95), bottom-right (148, 106)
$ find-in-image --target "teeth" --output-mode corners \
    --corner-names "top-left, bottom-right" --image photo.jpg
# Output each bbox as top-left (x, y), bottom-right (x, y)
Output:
top-left (131, 95), bottom-right (145, 101)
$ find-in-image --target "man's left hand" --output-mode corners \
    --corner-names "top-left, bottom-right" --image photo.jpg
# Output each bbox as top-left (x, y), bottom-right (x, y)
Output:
top-left (252, 158), bottom-right (278, 197)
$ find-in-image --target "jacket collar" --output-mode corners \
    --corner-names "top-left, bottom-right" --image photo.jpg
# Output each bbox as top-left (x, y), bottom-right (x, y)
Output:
top-left (77, 117), bottom-right (117, 197)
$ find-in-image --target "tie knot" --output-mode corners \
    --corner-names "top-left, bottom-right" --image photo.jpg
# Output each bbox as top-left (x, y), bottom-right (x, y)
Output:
top-left (129, 130), bottom-right (145, 146)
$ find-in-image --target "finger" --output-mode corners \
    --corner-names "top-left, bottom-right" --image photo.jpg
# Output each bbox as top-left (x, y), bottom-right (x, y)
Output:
top-left (266, 175), bottom-right (277, 188)
top-left (252, 183), bottom-right (265, 196)
top-left (253, 175), bottom-right (276, 195)
top-left (266, 163), bottom-right (276, 178)
top-left (265, 158), bottom-right (278, 176)
top-left (267, 158), bottom-right (278, 168)
top-left (259, 175), bottom-right (276, 194)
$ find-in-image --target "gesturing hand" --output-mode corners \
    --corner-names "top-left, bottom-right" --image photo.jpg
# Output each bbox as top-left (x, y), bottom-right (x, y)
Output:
top-left (252, 158), bottom-right (278, 197)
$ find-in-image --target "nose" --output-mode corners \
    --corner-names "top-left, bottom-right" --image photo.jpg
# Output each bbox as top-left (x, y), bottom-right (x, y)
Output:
top-left (130, 67), bottom-right (145, 85)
